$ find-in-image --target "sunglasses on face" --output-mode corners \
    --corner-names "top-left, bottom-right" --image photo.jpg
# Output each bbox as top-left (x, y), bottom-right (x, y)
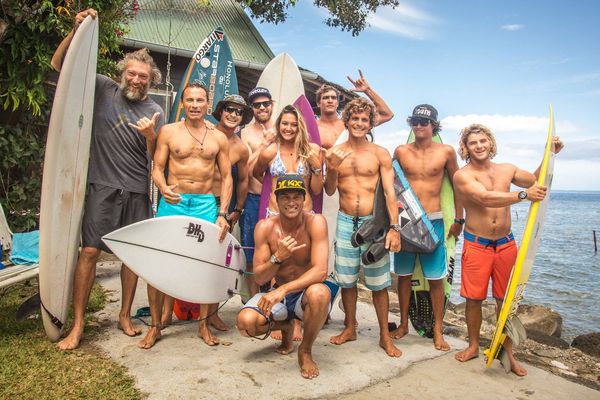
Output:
top-left (251, 100), bottom-right (273, 109)
top-left (409, 117), bottom-right (431, 127)
top-left (224, 105), bottom-right (244, 116)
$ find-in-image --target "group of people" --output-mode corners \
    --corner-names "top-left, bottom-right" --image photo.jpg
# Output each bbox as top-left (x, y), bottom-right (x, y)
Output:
top-left (51, 9), bottom-right (564, 380)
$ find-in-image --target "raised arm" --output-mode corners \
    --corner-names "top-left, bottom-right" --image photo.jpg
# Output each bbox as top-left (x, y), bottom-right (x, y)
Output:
top-left (51, 9), bottom-right (97, 72)
top-left (324, 146), bottom-right (353, 196)
top-left (347, 69), bottom-right (394, 126)
top-left (252, 144), bottom-right (276, 182)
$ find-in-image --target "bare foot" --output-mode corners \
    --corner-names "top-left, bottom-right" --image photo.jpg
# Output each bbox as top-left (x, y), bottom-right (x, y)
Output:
top-left (433, 332), bottom-right (450, 351)
top-left (57, 327), bottom-right (83, 351)
top-left (292, 320), bottom-right (303, 341)
top-left (271, 330), bottom-right (283, 340)
top-left (118, 316), bottom-right (142, 337)
top-left (209, 314), bottom-right (230, 331)
top-left (329, 326), bottom-right (357, 345)
top-left (198, 323), bottom-right (220, 346)
top-left (510, 360), bottom-right (528, 376)
top-left (276, 323), bottom-right (294, 355)
top-left (298, 349), bottom-right (319, 379)
top-left (455, 346), bottom-right (479, 362)
top-left (379, 336), bottom-right (402, 357)
top-left (137, 327), bottom-right (161, 349)
top-left (390, 324), bottom-right (409, 340)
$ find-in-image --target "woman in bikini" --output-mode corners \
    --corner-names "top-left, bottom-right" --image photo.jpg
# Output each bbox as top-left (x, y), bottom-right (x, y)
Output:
top-left (253, 105), bottom-right (323, 217)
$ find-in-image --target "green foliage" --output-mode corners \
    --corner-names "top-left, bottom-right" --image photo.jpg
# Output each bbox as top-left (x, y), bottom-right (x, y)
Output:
top-left (0, 1), bottom-right (137, 231)
top-left (241, 0), bottom-right (400, 36)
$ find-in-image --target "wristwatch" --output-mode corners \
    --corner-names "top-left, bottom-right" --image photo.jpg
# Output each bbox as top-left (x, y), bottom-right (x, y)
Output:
top-left (217, 212), bottom-right (228, 218)
top-left (389, 224), bottom-right (401, 232)
top-left (270, 254), bottom-right (283, 265)
top-left (232, 207), bottom-right (244, 215)
top-left (454, 218), bottom-right (465, 225)
top-left (518, 191), bottom-right (528, 201)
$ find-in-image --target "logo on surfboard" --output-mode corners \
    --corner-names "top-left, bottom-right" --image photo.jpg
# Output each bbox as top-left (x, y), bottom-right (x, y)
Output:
top-left (186, 223), bottom-right (205, 242)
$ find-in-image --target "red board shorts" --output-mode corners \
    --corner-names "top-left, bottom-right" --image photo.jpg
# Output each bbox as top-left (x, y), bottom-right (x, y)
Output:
top-left (460, 231), bottom-right (518, 301)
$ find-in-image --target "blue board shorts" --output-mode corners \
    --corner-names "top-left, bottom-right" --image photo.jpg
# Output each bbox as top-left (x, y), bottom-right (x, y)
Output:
top-left (156, 193), bottom-right (217, 223)
top-left (334, 211), bottom-right (391, 291)
top-left (240, 193), bottom-right (260, 263)
top-left (394, 218), bottom-right (447, 280)
top-left (241, 283), bottom-right (333, 322)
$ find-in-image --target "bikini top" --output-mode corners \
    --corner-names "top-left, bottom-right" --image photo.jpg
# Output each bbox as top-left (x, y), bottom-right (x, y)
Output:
top-left (269, 144), bottom-right (307, 177)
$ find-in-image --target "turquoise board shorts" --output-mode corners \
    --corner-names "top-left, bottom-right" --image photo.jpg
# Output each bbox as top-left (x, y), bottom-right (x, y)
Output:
top-left (334, 211), bottom-right (391, 291)
top-left (393, 218), bottom-right (447, 280)
top-left (156, 193), bottom-right (217, 223)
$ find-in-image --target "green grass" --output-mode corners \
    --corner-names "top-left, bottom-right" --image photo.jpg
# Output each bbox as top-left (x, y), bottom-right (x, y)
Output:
top-left (0, 282), bottom-right (142, 399)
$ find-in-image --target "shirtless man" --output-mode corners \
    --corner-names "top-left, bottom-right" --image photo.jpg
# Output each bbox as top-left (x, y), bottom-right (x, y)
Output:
top-left (139, 82), bottom-right (232, 349)
top-left (391, 104), bottom-right (463, 351)
top-left (453, 123), bottom-right (563, 375)
top-left (325, 97), bottom-right (402, 357)
top-left (236, 174), bottom-right (331, 379)
top-left (207, 94), bottom-right (252, 330)
top-left (240, 87), bottom-right (277, 296)
top-left (317, 70), bottom-right (394, 149)
top-left (51, 9), bottom-right (164, 350)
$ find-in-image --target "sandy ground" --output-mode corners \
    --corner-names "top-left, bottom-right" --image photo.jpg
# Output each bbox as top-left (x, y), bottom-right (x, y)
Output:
top-left (89, 260), bottom-right (599, 400)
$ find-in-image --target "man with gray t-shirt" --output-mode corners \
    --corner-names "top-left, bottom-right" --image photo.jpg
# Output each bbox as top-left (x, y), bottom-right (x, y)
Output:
top-left (50, 8), bottom-right (164, 350)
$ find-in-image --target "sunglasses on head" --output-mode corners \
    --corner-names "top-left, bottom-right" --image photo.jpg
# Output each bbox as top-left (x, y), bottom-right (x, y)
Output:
top-left (409, 117), bottom-right (431, 127)
top-left (251, 100), bottom-right (273, 109)
top-left (224, 105), bottom-right (244, 116)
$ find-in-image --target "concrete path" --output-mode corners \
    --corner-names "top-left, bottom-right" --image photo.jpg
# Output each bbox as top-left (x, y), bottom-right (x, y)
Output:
top-left (92, 261), bottom-right (599, 400)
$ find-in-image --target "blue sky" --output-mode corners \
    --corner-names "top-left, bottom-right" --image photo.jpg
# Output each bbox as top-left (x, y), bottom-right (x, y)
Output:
top-left (250, 0), bottom-right (600, 191)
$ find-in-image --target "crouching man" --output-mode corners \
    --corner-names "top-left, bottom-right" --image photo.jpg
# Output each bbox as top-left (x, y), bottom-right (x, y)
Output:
top-left (236, 174), bottom-right (331, 379)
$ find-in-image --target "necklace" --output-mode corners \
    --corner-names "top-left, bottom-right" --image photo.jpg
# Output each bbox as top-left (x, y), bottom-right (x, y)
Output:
top-left (184, 121), bottom-right (209, 151)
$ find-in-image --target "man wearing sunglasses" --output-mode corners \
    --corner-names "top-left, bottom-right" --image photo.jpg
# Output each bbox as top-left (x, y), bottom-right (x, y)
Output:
top-left (391, 104), bottom-right (463, 352)
top-left (240, 87), bottom-right (278, 297)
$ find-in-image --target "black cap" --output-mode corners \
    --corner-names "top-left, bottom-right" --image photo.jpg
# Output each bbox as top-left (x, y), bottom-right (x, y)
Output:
top-left (274, 174), bottom-right (306, 196)
top-left (248, 87), bottom-right (272, 104)
top-left (410, 104), bottom-right (438, 122)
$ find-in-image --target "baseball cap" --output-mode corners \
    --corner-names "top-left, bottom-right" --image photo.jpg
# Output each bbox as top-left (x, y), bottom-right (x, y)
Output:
top-left (409, 104), bottom-right (438, 122)
top-left (273, 174), bottom-right (306, 196)
top-left (247, 87), bottom-right (272, 104)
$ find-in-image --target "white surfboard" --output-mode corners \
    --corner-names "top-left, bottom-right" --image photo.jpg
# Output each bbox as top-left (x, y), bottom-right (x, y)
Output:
top-left (38, 16), bottom-right (98, 341)
top-left (256, 53), bottom-right (305, 117)
top-left (102, 216), bottom-right (247, 303)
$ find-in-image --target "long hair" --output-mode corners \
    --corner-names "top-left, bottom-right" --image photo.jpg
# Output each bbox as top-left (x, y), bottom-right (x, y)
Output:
top-left (458, 123), bottom-right (498, 163)
top-left (117, 48), bottom-right (162, 87)
top-left (275, 105), bottom-right (311, 167)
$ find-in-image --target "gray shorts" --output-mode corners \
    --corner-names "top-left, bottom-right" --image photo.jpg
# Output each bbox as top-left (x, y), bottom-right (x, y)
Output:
top-left (81, 183), bottom-right (152, 252)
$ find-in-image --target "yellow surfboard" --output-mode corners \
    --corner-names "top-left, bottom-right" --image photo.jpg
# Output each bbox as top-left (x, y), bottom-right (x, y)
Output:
top-left (483, 105), bottom-right (556, 368)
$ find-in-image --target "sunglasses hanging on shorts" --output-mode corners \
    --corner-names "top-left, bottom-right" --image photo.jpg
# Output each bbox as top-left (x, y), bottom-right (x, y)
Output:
top-left (409, 117), bottom-right (431, 127)
top-left (224, 106), bottom-right (245, 116)
top-left (251, 100), bottom-right (273, 109)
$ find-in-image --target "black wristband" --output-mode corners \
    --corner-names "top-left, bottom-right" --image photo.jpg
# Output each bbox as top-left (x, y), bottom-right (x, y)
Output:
top-left (217, 212), bottom-right (228, 218)
top-left (232, 208), bottom-right (244, 214)
top-left (454, 218), bottom-right (465, 225)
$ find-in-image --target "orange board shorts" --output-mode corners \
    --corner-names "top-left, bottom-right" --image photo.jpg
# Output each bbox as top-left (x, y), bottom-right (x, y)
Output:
top-left (460, 231), bottom-right (517, 301)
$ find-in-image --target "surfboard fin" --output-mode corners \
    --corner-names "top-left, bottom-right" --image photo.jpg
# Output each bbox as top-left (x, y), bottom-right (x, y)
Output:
top-left (16, 292), bottom-right (40, 321)
top-left (351, 178), bottom-right (389, 247)
top-left (505, 315), bottom-right (527, 346)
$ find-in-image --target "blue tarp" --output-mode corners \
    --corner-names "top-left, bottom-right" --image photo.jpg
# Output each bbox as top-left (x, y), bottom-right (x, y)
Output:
top-left (9, 230), bottom-right (39, 265)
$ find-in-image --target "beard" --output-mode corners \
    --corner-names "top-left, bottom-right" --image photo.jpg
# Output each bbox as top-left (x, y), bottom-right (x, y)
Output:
top-left (120, 75), bottom-right (149, 102)
top-left (255, 111), bottom-right (272, 124)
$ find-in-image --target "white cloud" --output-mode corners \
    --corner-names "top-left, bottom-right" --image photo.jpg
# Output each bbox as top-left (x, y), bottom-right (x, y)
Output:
top-left (501, 24), bottom-right (525, 31)
top-left (367, 4), bottom-right (438, 40)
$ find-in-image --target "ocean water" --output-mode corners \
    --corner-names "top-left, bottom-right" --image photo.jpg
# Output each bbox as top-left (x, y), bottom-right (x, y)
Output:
top-left (449, 190), bottom-right (600, 341)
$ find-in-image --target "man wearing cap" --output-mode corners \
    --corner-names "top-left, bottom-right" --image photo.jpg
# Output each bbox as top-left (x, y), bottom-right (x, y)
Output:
top-left (139, 82), bottom-right (232, 349)
top-left (325, 97), bottom-right (402, 357)
top-left (453, 123), bottom-right (563, 375)
top-left (390, 104), bottom-right (463, 351)
top-left (240, 87), bottom-right (278, 297)
top-left (236, 174), bottom-right (331, 379)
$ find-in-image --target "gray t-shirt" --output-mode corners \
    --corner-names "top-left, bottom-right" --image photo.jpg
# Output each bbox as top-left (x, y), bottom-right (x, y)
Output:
top-left (88, 74), bottom-right (164, 194)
